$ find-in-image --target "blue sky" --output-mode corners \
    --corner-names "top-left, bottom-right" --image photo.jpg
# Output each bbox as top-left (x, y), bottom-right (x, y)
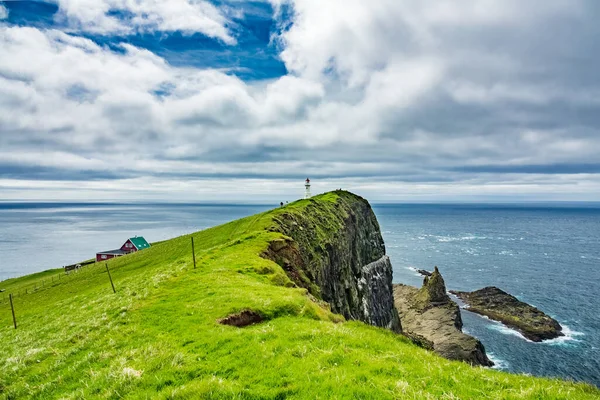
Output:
top-left (1, 0), bottom-right (600, 202)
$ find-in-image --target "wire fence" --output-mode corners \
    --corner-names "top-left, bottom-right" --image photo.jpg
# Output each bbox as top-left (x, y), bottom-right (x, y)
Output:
top-left (1, 236), bottom-right (199, 328)
top-left (0, 260), bottom-right (97, 305)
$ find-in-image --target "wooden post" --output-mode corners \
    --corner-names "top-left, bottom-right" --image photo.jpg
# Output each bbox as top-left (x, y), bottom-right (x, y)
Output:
top-left (191, 237), bottom-right (197, 269)
top-left (105, 263), bottom-right (116, 294)
top-left (9, 294), bottom-right (17, 329)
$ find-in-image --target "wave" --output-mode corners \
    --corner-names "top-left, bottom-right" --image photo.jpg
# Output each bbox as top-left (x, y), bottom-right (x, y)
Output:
top-left (543, 325), bottom-right (585, 346)
top-left (404, 266), bottom-right (423, 277)
top-left (487, 352), bottom-right (510, 370)
top-left (486, 319), bottom-right (584, 346)
top-left (436, 235), bottom-right (488, 242)
top-left (486, 320), bottom-right (535, 342)
top-left (413, 234), bottom-right (489, 242)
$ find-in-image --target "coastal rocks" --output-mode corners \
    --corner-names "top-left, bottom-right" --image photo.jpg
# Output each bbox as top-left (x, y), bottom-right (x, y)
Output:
top-left (415, 267), bottom-right (449, 305)
top-left (266, 191), bottom-right (401, 332)
top-left (393, 268), bottom-right (493, 366)
top-left (417, 269), bottom-right (432, 277)
top-left (450, 287), bottom-right (563, 342)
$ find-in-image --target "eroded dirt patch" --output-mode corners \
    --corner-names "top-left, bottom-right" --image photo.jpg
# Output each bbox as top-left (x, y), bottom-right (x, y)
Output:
top-left (218, 310), bottom-right (264, 327)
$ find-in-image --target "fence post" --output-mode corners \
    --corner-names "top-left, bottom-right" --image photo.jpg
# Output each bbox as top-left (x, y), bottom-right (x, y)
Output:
top-left (105, 263), bottom-right (116, 294)
top-left (9, 294), bottom-right (17, 329)
top-left (191, 237), bottom-right (196, 269)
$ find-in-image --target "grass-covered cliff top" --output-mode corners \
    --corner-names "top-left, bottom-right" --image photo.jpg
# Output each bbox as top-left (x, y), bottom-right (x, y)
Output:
top-left (1, 191), bottom-right (598, 399)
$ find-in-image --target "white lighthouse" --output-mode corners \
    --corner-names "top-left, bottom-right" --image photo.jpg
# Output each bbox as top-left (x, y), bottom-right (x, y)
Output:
top-left (304, 178), bottom-right (311, 199)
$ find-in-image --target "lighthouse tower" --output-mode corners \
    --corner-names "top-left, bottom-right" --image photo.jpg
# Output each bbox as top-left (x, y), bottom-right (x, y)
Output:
top-left (304, 178), bottom-right (312, 199)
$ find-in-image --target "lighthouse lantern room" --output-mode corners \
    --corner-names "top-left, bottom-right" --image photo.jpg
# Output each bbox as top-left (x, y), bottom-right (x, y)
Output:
top-left (304, 178), bottom-right (311, 199)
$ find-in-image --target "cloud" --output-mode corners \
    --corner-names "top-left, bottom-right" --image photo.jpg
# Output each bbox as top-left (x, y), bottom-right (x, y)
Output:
top-left (0, 25), bottom-right (330, 165)
top-left (0, 4), bottom-right (7, 20)
top-left (52, 0), bottom-right (236, 43)
top-left (1, 1), bottom-right (600, 201)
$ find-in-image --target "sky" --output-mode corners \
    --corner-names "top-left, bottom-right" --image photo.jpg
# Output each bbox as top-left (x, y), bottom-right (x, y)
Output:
top-left (1, 0), bottom-right (600, 203)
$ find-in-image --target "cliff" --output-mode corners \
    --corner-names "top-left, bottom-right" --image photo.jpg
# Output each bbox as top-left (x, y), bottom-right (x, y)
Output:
top-left (393, 267), bottom-right (493, 366)
top-left (264, 191), bottom-right (401, 332)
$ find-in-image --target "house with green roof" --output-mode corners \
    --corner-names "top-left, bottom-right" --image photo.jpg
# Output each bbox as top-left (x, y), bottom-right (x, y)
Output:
top-left (96, 236), bottom-right (151, 262)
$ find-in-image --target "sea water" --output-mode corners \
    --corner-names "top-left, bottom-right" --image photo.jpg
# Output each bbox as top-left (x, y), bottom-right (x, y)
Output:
top-left (375, 203), bottom-right (600, 387)
top-left (0, 202), bottom-right (598, 386)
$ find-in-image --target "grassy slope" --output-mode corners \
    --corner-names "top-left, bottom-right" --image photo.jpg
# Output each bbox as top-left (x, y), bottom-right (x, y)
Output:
top-left (0, 192), bottom-right (598, 399)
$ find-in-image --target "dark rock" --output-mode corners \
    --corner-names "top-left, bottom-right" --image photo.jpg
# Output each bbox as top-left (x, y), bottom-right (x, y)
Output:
top-left (263, 191), bottom-right (401, 333)
top-left (358, 256), bottom-right (401, 330)
top-left (219, 310), bottom-right (263, 327)
top-left (450, 287), bottom-right (563, 342)
top-left (393, 268), bottom-right (493, 367)
top-left (417, 269), bottom-right (432, 277)
top-left (415, 266), bottom-right (450, 306)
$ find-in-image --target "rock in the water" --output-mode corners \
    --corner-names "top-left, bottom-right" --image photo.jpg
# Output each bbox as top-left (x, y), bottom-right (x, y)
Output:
top-left (393, 268), bottom-right (493, 367)
top-left (450, 287), bottom-right (563, 342)
top-left (417, 269), bottom-right (432, 277)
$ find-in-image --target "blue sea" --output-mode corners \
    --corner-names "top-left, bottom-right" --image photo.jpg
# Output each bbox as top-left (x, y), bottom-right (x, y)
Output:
top-left (0, 202), bottom-right (598, 387)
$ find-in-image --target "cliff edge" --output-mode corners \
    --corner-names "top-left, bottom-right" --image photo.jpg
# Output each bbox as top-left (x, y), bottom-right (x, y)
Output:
top-left (263, 191), bottom-right (401, 332)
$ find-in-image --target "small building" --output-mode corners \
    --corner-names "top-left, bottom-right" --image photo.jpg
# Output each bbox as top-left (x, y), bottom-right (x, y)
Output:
top-left (96, 236), bottom-right (151, 262)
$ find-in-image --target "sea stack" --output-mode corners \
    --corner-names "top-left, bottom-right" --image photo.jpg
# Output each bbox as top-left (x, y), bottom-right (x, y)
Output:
top-left (393, 268), bottom-right (493, 367)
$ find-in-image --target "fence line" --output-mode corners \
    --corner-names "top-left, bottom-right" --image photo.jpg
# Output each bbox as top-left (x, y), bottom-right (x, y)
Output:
top-left (2, 236), bottom-right (198, 327)
top-left (0, 262), bottom-right (98, 305)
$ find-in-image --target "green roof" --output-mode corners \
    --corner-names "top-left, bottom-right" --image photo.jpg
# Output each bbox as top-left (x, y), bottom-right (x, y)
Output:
top-left (129, 236), bottom-right (150, 250)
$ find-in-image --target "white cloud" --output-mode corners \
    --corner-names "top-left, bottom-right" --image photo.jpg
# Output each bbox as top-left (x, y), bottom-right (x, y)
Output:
top-left (271, 0), bottom-right (581, 84)
top-left (0, 4), bottom-right (8, 20)
top-left (1, 0), bottom-right (600, 201)
top-left (54, 0), bottom-right (236, 43)
top-left (0, 25), bottom-right (333, 155)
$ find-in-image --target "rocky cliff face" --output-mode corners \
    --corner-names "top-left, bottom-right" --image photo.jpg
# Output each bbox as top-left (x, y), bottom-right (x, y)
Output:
top-left (264, 191), bottom-right (401, 332)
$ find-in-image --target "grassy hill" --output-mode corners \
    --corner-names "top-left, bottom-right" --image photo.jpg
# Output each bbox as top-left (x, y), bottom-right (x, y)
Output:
top-left (0, 192), bottom-right (598, 399)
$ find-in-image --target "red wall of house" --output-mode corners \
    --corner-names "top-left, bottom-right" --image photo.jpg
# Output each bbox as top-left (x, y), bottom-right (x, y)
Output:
top-left (96, 253), bottom-right (117, 262)
top-left (120, 239), bottom-right (138, 253)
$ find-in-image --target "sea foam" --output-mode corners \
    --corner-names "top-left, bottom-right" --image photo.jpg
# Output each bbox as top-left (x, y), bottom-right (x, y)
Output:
top-left (486, 318), bottom-right (584, 346)
top-left (404, 266), bottom-right (423, 277)
top-left (436, 235), bottom-right (487, 242)
top-left (543, 325), bottom-right (585, 346)
top-left (487, 352), bottom-right (510, 370)
top-left (486, 319), bottom-right (534, 342)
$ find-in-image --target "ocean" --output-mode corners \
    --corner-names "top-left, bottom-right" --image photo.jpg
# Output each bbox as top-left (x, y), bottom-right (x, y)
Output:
top-left (0, 202), bottom-right (598, 387)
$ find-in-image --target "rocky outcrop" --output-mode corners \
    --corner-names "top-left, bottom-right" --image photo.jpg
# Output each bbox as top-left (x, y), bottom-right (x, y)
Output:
top-left (450, 287), bottom-right (563, 342)
top-left (393, 268), bottom-right (493, 366)
top-left (264, 191), bottom-right (401, 332)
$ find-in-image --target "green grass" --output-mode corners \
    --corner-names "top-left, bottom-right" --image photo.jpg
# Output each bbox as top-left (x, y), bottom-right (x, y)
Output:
top-left (0, 191), bottom-right (598, 399)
